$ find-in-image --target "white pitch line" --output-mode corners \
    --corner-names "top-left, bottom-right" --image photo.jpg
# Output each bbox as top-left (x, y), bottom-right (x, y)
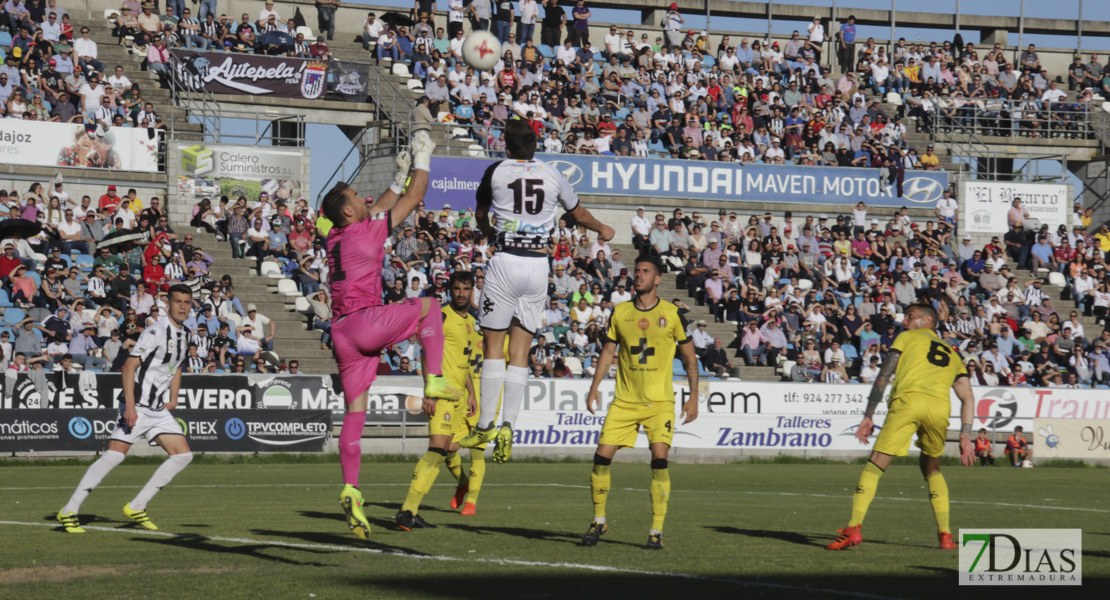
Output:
top-left (1, 482), bottom-right (1105, 513)
top-left (0, 520), bottom-right (901, 600)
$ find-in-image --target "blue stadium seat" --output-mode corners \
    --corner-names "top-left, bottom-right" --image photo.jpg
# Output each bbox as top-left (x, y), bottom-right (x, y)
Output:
top-left (859, 259), bottom-right (874, 271)
top-left (613, 107), bottom-right (629, 120)
top-left (538, 44), bottom-right (554, 58)
top-left (0, 32), bottom-right (10, 46)
top-left (649, 140), bottom-right (665, 153)
top-left (0, 290), bottom-right (10, 308)
top-left (28, 271), bottom-right (40, 287)
top-left (3, 307), bottom-right (25, 325)
top-left (843, 344), bottom-right (859, 362)
top-left (853, 296), bottom-right (863, 308)
top-left (75, 254), bottom-right (94, 270)
top-left (672, 357), bottom-right (686, 376)
top-left (592, 51), bottom-right (603, 61)
top-left (701, 55), bottom-right (715, 67)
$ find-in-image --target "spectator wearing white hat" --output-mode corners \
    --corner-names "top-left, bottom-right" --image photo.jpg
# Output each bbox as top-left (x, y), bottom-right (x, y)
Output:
top-left (243, 303), bottom-right (275, 351)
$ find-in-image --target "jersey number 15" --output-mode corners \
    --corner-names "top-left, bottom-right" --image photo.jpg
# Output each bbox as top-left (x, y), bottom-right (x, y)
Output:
top-left (508, 178), bottom-right (545, 215)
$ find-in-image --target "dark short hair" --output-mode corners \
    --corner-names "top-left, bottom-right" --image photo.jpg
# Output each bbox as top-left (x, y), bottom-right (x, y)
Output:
top-left (504, 119), bottom-right (537, 160)
top-left (635, 255), bottom-right (664, 277)
top-left (321, 181), bottom-right (352, 225)
top-left (908, 303), bottom-right (938, 326)
top-left (449, 270), bottom-right (475, 287)
top-left (168, 283), bottom-right (193, 299)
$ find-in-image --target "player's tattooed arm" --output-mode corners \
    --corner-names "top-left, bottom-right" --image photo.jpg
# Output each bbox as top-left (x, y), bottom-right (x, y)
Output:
top-left (864, 349), bottom-right (900, 419)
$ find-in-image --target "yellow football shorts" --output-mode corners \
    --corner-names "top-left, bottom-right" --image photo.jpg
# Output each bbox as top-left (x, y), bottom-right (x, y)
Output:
top-left (873, 392), bottom-right (951, 457)
top-left (428, 398), bottom-right (469, 442)
top-left (598, 399), bottom-right (676, 449)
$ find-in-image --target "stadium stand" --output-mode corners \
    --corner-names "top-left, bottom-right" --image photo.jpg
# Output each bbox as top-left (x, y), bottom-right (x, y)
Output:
top-left (2, 0), bottom-right (1109, 385)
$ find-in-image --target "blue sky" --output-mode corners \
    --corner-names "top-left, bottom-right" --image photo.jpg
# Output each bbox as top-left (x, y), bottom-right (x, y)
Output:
top-left (245, 0), bottom-right (1110, 205)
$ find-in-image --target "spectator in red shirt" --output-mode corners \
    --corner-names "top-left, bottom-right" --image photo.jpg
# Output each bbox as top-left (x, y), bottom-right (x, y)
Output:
top-left (98, 185), bottom-right (121, 213)
top-left (309, 36), bottom-right (329, 58)
top-left (596, 113), bottom-right (617, 136)
top-left (974, 428), bottom-right (996, 467)
top-left (0, 245), bottom-right (22, 279)
top-left (1005, 363), bottom-right (1028, 387)
top-left (288, 219), bottom-right (313, 257)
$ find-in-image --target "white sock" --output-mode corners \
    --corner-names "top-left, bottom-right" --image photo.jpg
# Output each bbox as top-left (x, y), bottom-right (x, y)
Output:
top-left (130, 452), bottom-right (193, 511)
top-left (500, 365), bottom-right (530, 428)
top-left (593, 516), bottom-right (606, 525)
top-left (476, 359), bottom-right (506, 429)
top-left (63, 450), bottom-right (125, 514)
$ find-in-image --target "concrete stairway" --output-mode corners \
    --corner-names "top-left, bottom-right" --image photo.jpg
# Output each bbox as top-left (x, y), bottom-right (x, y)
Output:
top-left (185, 230), bottom-right (336, 373)
top-left (76, 16), bottom-right (204, 141)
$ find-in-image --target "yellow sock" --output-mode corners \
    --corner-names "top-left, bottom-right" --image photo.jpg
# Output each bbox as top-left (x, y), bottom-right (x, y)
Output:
top-left (590, 454), bottom-right (611, 520)
top-left (401, 449), bottom-right (446, 514)
top-left (445, 451), bottom-right (468, 486)
top-left (849, 461), bottom-right (885, 528)
top-left (926, 471), bottom-right (951, 534)
top-left (465, 448), bottom-right (486, 505)
top-left (649, 459), bottom-right (670, 532)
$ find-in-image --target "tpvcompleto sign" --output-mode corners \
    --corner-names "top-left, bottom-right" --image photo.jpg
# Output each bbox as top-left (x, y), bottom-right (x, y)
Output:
top-left (0, 409), bottom-right (330, 452)
top-left (0, 120), bottom-right (160, 172)
top-left (423, 156), bottom-right (949, 210)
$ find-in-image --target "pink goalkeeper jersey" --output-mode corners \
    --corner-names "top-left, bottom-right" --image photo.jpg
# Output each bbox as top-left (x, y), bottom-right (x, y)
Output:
top-left (327, 212), bottom-right (391, 320)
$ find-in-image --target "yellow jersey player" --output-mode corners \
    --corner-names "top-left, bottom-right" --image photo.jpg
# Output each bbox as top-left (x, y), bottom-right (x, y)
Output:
top-left (447, 320), bottom-right (507, 515)
top-left (582, 255), bottom-right (699, 550)
top-left (827, 303), bottom-right (975, 551)
top-left (395, 271), bottom-right (478, 531)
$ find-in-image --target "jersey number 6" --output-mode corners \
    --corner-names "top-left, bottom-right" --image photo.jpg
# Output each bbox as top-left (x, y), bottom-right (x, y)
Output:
top-left (508, 178), bottom-right (545, 215)
top-left (926, 341), bottom-right (951, 367)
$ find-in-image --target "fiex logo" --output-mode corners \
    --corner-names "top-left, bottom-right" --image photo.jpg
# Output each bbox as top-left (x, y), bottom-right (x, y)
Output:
top-left (960, 529), bottom-right (1081, 585)
top-left (181, 144), bottom-right (214, 175)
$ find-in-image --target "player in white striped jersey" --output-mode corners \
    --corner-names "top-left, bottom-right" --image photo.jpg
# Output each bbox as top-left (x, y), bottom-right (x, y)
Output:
top-left (57, 284), bottom-right (195, 534)
top-left (457, 119), bottom-right (614, 462)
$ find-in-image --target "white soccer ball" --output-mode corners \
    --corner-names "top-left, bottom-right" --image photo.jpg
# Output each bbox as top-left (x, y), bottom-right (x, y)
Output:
top-left (462, 30), bottom-right (501, 72)
top-left (1021, 460), bottom-right (1033, 468)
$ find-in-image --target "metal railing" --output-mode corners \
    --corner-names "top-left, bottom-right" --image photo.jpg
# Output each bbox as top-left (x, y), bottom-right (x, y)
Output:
top-left (928, 99), bottom-right (1100, 143)
top-left (165, 55), bottom-right (308, 146)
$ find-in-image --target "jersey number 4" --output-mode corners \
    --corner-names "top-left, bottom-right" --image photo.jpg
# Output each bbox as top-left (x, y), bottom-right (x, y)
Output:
top-left (508, 178), bottom-right (545, 215)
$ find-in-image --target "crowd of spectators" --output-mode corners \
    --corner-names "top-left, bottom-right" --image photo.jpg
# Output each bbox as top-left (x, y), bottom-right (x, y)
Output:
top-left (630, 199), bottom-right (1110, 388)
top-left (0, 2), bottom-right (172, 134)
top-left (110, 1), bottom-right (336, 59)
top-left (0, 179), bottom-right (306, 375)
top-left (383, 2), bottom-right (1109, 165)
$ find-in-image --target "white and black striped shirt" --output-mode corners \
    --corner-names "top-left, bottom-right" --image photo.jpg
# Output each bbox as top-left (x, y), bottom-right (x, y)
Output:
top-left (121, 317), bottom-right (190, 411)
top-left (190, 330), bottom-right (211, 358)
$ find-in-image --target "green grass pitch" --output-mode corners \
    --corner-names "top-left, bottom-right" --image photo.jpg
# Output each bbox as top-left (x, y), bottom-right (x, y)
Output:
top-left (1, 458), bottom-right (1106, 599)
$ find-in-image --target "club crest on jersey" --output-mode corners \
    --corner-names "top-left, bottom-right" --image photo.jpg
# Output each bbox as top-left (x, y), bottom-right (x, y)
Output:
top-left (444, 412), bottom-right (452, 422)
top-left (638, 318), bottom-right (650, 331)
top-left (658, 317), bottom-right (667, 328)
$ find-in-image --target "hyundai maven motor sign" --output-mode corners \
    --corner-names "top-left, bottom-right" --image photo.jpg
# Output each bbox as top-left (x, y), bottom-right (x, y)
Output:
top-left (425, 156), bottom-right (949, 209)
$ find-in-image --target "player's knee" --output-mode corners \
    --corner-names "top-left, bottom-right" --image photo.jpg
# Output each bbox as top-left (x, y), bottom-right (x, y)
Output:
top-left (172, 451), bottom-right (194, 465)
top-left (650, 458), bottom-right (668, 470)
top-left (593, 453), bottom-right (612, 466)
top-left (429, 447), bottom-right (449, 457)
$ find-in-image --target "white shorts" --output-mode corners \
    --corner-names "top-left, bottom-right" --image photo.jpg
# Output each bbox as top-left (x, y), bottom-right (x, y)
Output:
top-left (479, 252), bottom-right (549, 334)
top-left (109, 405), bottom-right (184, 446)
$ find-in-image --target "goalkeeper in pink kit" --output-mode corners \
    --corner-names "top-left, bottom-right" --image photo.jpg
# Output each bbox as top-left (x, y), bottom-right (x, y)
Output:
top-left (322, 132), bottom-right (462, 541)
